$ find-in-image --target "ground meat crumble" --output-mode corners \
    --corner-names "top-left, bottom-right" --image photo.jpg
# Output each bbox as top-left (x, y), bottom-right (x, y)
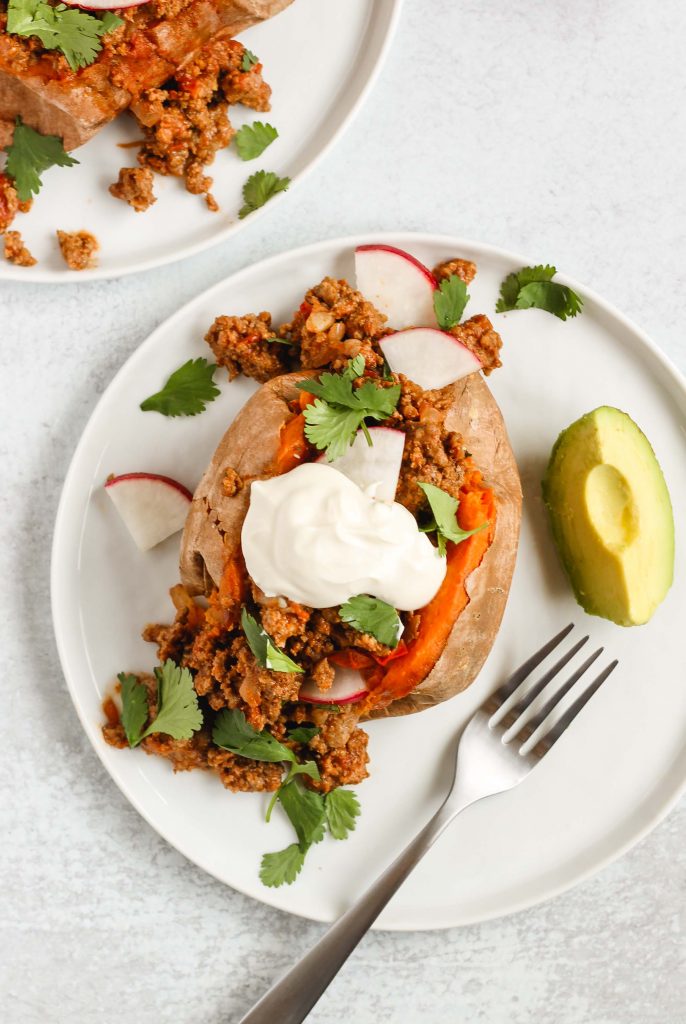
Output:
top-left (109, 166), bottom-right (156, 212)
top-left (3, 229), bottom-right (36, 267)
top-left (104, 255), bottom-right (502, 800)
top-left (56, 230), bottom-right (99, 271)
top-left (132, 37), bottom-right (271, 209)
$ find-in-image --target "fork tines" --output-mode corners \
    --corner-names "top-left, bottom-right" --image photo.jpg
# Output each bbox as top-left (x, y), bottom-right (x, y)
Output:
top-left (486, 624), bottom-right (618, 758)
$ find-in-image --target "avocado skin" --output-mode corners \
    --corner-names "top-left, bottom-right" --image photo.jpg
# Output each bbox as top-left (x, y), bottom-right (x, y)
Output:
top-left (541, 406), bottom-right (674, 626)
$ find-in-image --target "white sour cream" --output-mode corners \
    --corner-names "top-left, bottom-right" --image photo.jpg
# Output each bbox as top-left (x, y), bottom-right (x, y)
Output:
top-left (241, 463), bottom-right (446, 610)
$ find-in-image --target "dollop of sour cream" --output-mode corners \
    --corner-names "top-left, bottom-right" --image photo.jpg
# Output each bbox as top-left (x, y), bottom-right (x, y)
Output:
top-left (241, 463), bottom-right (446, 610)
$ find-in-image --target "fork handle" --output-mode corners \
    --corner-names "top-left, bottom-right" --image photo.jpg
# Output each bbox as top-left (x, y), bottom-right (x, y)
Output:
top-left (237, 798), bottom-right (466, 1024)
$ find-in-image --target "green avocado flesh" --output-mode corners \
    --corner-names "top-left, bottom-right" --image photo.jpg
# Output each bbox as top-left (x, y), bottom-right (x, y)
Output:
top-left (542, 406), bottom-right (674, 626)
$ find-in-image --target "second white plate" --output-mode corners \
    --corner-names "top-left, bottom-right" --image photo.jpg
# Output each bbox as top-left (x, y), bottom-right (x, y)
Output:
top-left (1, 0), bottom-right (400, 282)
top-left (52, 233), bottom-right (686, 929)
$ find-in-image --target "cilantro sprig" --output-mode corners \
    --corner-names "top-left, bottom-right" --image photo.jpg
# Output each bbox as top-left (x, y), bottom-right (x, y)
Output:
top-left (418, 481), bottom-right (488, 556)
top-left (139, 358), bottom-right (220, 417)
top-left (241, 608), bottom-right (303, 674)
top-left (118, 661), bottom-right (203, 748)
top-left (296, 355), bottom-right (401, 461)
top-left (235, 122), bottom-right (278, 161)
top-left (433, 274), bottom-right (470, 329)
top-left (7, 0), bottom-right (123, 72)
top-left (239, 169), bottom-right (290, 218)
top-left (4, 118), bottom-right (78, 202)
top-left (496, 265), bottom-right (583, 321)
top-left (260, 783), bottom-right (361, 887)
top-left (339, 595), bottom-right (402, 648)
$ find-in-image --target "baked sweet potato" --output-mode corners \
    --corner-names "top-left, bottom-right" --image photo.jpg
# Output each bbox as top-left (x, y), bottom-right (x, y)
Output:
top-left (180, 371), bottom-right (522, 717)
top-left (0, 0), bottom-right (293, 150)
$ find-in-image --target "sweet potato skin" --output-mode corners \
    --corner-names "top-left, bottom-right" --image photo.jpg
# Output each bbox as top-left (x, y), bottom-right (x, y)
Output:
top-left (0, 0), bottom-right (293, 150)
top-left (180, 371), bottom-right (522, 717)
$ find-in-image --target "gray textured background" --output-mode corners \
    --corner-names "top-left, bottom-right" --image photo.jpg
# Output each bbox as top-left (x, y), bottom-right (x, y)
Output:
top-left (1, 1), bottom-right (685, 1022)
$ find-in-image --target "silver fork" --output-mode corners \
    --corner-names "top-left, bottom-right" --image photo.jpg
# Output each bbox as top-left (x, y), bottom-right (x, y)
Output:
top-left (237, 624), bottom-right (618, 1024)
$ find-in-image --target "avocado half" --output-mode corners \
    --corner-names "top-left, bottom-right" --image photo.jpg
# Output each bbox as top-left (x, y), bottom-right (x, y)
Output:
top-left (542, 406), bottom-right (674, 626)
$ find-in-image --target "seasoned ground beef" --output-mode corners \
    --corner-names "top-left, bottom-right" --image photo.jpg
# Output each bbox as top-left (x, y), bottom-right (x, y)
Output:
top-left (0, 174), bottom-right (18, 231)
top-left (392, 377), bottom-right (466, 516)
top-left (3, 229), bottom-right (36, 267)
top-left (133, 38), bottom-right (270, 208)
top-left (206, 312), bottom-right (291, 382)
top-left (433, 257), bottom-right (477, 285)
top-left (56, 230), bottom-right (99, 271)
top-left (449, 314), bottom-right (503, 375)
top-left (279, 277), bottom-right (389, 373)
top-left (109, 167), bottom-right (156, 211)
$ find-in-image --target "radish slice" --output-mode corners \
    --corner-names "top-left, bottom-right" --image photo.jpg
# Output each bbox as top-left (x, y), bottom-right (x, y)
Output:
top-left (299, 667), bottom-right (368, 706)
top-left (61, 0), bottom-right (146, 9)
top-left (355, 244), bottom-right (437, 329)
top-left (105, 472), bottom-right (192, 551)
top-left (316, 426), bottom-right (405, 502)
top-left (380, 327), bottom-right (481, 391)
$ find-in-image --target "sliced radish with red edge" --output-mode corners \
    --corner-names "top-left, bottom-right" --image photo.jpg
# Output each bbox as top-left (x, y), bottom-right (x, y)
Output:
top-left (299, 667), bottom-right (368, 706)
top-left (316, 425), bottom-right (405, 502)
top-left (355, 244), bottom-right (437, 329)
top-left (105, 472), bottom-right (192, 551)
top-left (380, 327), bottom-right (481, 391)
top-left (61, 0), bottom-right (146, 9)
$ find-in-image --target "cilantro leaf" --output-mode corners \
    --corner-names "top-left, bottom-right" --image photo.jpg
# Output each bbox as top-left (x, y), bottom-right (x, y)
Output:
top-left (7, 0), bottom-right (123, 73)
top-left (212, 708), bottom-right (295, 763)
top-left (117, 672), bottom-right (149, 748)
top-left (339, 595), bottom-right (402, 648)
top-left (141, 660), bottom-right (203, 742)
top-left (266, 336), bottom-right (293, 345)
top-left (235, 121), bottom-right (278, 161)
top-left (139, 358), bottom-right (219, 417)
top-left (260, 843), bottom-right (305, 887)
top-left (4, 117), bottom-right (78, 202)
top-left (241, 47), bottom-right (259, 72)
top-left (278, 779), bottom-right (326, 849)
top-left (495, 265), bottom-right (583, 321)
top-left (241, 608), bottom-right (303, 674)
top-left (238, 169), bottom-right (290, 219)
top-left (418, 482), bottom-right (488, 555)
top-left (433, 274), bottom-right (469, 329)
top-left (325, 788), bottom-right (361, 840)
top-left (296, 357), bottom-right (400, 461)
top-left (287, 725), bottom-right (320, 744)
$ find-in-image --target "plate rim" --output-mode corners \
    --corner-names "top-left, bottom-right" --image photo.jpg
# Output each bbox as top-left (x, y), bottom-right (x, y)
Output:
top-left (51, 231), bottom-right (686, 930)
top-left (0, 0), bottom-right (403, 285)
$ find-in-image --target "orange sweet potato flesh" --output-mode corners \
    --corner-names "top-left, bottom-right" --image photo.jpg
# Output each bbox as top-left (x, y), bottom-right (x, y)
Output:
top-left (361, 473), bottom-right (496, 714)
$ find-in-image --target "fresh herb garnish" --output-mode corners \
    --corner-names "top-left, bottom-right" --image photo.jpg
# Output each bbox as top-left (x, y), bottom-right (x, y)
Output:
top-left (287, 725), bottom-right (320, 744)
top-left (235, 121), bottom-right (278, 161)
top-left (266, 336), bottom-right (293, 345)
top-left (418, 481), bottom-right (487, 556)
top-left (4, 117), bottom-right (78, 202)
top-left (139, 357), bottom-right (220, 417)
top-left (433, 274), bottom-right (469, 329)
top-left (241, 47), bottom-right (259, 71)
top-left (118, 660), bottom-right (203, 748)
top-left (241, 608), bottom-right (303, 674)
top-left (339, 595), bottom-right (402, 648)
top-left (7, 0), bottom-right (122, 72)
top-left (238, 169), bottom-right (290, 218)
top-left (296, 355), bottom-right (401, 461)
top-left (325, 787), bottom-right (361, 840)
top-left (260, 783), bottom-right (361, 887)
top-left (496, 265), bottom-right (583, 321)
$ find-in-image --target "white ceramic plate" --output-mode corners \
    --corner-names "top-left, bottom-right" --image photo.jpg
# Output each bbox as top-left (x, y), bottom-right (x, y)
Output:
top-left (51, 233), bottom-right (686, 930)
top-left (0, 0), bottom-right (400, 283)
